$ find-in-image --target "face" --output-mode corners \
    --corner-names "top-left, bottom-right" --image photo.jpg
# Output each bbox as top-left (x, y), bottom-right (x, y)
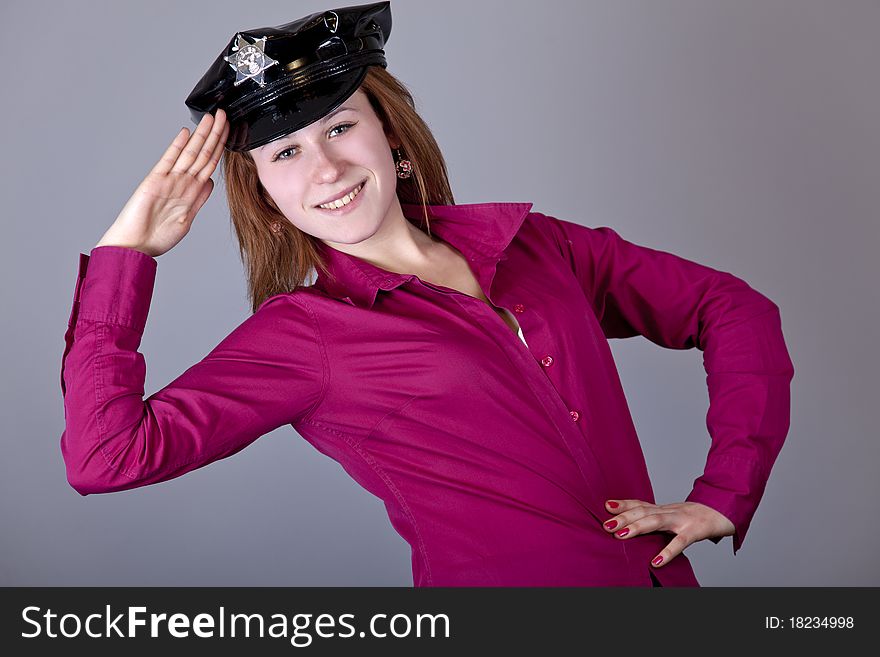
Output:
top-left (250, 89), bottom-right (401, 249)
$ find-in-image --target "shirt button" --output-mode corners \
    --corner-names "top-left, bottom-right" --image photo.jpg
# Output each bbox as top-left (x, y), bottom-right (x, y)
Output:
top-left (569, 409), bottom-right (580, 422)
top-left (513, 303), bottom-right (525, 313)
top-left (540, 355), bottom-right (554, 367)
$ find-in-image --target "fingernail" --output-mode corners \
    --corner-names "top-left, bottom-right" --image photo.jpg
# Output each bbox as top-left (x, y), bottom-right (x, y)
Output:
top-left (604, 520), bottom-right (617, 530)
top-left (652, 556), bottom-right (664, 566)
top-left (606, 500), bottom-right (619, 509)
top-left (616, 528), bottom-right (629, 538)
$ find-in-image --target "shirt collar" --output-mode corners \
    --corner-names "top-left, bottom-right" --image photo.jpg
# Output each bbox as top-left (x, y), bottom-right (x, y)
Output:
top-left (312, 201), bottom-right (534, 309)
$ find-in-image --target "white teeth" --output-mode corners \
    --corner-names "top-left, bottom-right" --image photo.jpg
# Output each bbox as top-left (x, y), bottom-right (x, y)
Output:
top-left (318, 182), bottom-right (364, 209)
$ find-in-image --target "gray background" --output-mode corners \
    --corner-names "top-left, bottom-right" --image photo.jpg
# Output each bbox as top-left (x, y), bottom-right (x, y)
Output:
top-left (1, 0), bottom-right (877, 586)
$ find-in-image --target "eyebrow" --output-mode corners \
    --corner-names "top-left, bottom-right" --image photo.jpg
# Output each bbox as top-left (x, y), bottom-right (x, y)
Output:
top-left (261, 105), bottom-right (357, 151)
top-left (321, 104), bottom-right (357, 124)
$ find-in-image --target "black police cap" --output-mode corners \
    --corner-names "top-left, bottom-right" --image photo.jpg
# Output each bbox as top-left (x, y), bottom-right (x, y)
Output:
top-left (185, 1), bottom-right (392, 152)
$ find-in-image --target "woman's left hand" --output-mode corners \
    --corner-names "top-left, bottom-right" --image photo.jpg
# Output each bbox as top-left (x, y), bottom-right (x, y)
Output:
top-left (602, 499), bottom-right (736, 567)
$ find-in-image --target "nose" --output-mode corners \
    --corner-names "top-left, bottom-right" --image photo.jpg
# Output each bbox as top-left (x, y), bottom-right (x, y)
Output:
top-left (310, 143), bottom-right (346, 184)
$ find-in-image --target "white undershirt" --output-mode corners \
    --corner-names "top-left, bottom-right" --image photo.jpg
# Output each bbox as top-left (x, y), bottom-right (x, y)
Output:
top-left (501, 307), bottom-right (528, 348)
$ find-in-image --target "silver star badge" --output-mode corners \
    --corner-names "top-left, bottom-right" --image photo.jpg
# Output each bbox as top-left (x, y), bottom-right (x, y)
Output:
top-left (224, 34), bottom-right (278, 88)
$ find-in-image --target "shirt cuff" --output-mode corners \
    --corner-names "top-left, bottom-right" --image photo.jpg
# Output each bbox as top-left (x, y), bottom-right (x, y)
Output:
top-left (685, 458), bottom-right (764, 557)
top-left (75, 246), bottom-right (158, 333)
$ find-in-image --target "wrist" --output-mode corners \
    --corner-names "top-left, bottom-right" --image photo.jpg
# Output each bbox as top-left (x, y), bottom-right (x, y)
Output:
top-left (94, 239), bottom-right (148, 254)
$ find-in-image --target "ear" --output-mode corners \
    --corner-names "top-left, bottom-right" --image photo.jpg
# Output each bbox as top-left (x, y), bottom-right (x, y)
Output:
top-left (385, 130), bottom-right (401, 151)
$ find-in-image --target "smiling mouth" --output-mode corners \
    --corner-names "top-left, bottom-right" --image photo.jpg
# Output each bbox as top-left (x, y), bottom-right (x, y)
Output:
top-left (314, 179), bottom-right (367, 209)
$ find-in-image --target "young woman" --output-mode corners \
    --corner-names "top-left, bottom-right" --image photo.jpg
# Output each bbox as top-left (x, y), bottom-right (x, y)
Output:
top-left (60, 2), bottom-right (794, 587)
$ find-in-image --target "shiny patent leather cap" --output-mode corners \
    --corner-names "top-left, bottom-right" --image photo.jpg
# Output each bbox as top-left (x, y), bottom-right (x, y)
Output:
top-left (184, 1), bottom-right (391, 152)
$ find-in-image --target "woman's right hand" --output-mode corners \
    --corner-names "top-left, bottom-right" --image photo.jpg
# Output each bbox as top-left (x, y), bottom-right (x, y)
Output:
top-left (95, 109), bottom-right (231, 258)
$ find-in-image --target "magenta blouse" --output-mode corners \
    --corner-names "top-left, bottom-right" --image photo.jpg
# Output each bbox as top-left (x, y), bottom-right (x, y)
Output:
top-left (60, 202), bottom-right (794, 587)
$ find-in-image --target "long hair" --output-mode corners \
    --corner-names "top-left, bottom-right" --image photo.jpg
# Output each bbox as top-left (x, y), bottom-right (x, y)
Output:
top-left (221, 66), bottom-right (455, 314)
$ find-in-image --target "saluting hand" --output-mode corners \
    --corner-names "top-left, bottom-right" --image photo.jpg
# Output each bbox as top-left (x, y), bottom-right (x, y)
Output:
top-left (602, 499), bottom-right (736, 568)
top-left (95, 109), bottom-right (230, 258)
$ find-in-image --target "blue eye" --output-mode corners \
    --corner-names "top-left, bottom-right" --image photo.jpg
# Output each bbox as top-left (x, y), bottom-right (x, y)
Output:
top-left (272, 122), bottom-right (355, 162)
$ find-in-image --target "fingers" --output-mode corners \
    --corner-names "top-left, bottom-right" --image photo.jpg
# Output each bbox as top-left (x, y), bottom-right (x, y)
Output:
top-left (650, 533), bottom-right (691, 569)
top-left (188, 109), bottom-right (229, 180)
top-left (605, 498), bottom-right (632, 514)
top-left (201, 119), bottom-right (230, 180)
top-left (149, 110), bottom-right (229, 181)
top-left (603, 498), bottom-right (653, 520)
top-left (150, 127), bottom-right (191, 176)
top-left (602, 500), bottom-right (667, 537)
top-left (602, 498), bottom-right (709, 569)
top-left (169, 110), bottom-right (224, 175)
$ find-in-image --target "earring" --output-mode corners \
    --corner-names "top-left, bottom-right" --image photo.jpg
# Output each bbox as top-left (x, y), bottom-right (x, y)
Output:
top-left (394, 147), bottom-right (413, 179)
top-left (270, 220), bottom-right (282, 234)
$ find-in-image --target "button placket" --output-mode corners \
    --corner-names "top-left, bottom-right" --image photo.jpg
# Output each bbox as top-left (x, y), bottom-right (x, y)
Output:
top-left (489, 296), bottom-right (606, 519)
top-left (508, 302), bottom-right (578, 425)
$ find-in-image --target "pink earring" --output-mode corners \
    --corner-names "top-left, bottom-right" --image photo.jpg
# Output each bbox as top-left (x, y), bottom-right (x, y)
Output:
top-left (270, 220), bottom-right (282, 234)
top-left (394, 147), bottom-right (413, 179)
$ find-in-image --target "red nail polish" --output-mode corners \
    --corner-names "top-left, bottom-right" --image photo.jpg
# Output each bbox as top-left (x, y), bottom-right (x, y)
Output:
top-left (607, 500), bottom-right (619, 509)
top-left (616, 528), bottom-right (629, 537)
top-left (652, 556), bottom-right (664, 566)
top-left (604, 520), bottom-right (617, 530)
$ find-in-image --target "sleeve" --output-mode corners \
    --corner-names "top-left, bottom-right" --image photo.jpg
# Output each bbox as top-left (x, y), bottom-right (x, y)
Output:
top-left (60, 246), bottom-right (326, 496)
top-left (533, 212), bottom-right (795, 554)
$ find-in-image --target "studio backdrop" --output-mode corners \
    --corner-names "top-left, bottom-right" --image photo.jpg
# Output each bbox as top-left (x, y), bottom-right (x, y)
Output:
top-left (1, 0), bottom-right (877, 586)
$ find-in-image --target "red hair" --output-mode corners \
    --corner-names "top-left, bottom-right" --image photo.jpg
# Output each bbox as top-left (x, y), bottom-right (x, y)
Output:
top-left (220, 66), bottom-right (455, 313)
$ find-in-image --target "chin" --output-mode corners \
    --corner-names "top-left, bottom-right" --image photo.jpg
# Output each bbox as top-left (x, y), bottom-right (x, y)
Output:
top-left (320, 220), bottom-right (381, 246)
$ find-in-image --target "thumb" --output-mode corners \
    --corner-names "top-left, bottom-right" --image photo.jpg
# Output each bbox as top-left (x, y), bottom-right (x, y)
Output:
top-left (191, 178), bottom-right (215, 218)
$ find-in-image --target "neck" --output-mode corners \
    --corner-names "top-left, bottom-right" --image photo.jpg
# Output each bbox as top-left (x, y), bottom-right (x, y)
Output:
top-left (321, 201), bottom-right (446, 275)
